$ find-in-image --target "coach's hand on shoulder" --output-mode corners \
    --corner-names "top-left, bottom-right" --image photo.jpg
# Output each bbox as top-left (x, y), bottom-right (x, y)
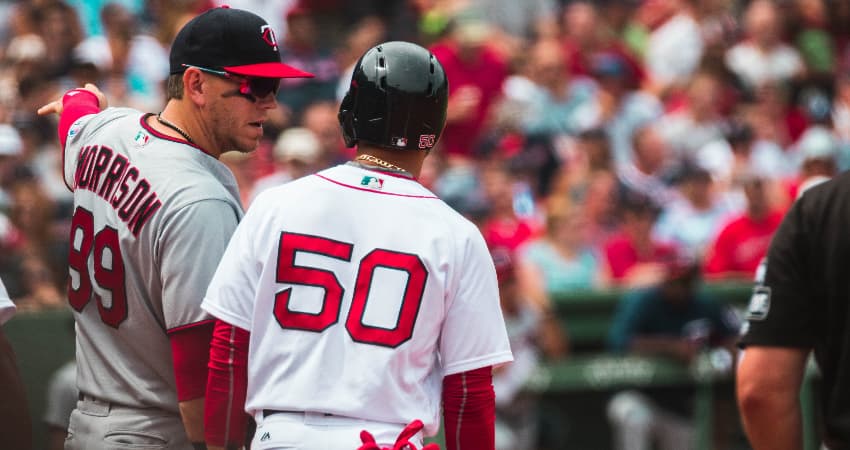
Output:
top-left (36, 83), bottom-right (108, 117)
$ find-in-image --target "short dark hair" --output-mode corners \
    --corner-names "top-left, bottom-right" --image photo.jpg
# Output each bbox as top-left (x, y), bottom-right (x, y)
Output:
top-left (165, 74), bottom-right (183, 101)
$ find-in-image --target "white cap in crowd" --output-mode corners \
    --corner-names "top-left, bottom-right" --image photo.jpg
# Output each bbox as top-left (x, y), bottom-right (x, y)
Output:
top-left (274, 127), bottom-right (320, 164)
top-left (0, 124), bottom-right (22, 156)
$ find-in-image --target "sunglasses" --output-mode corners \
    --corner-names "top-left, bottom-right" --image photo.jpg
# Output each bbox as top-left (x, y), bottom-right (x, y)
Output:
top-left (183, 64), bottom-right (280, 102)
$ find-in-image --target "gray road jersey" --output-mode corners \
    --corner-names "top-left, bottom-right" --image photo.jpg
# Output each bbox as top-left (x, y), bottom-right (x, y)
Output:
top-left (63, 108), bottom-right (243, 411)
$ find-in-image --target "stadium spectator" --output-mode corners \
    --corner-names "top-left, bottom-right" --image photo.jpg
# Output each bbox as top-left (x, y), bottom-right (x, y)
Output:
top-left (430, 9), bottom-right (509, 162)
top-left (518, 38), bottom-right (600, 138)
top-left (790, 0), bottom-right (835, 76)
top-left (276, 4), bottom-right (340, 120)
top-left (250, 127), bottom-right (321, 201)
top-left (73, 2), bottom-right (169, 110)
top-left (37, 1), bottom-right (85, 79)
top-left (653, 162), bottom-right (735, 259)
top-left (561, 1), bottom-right (646, 85)
top-left (480, 163), bottom-right (541, 253)
top-left (517, 198), bottom-right (603, 312)
top-left (787, 125), bottom-right (840, 199)
top-left (491, 247), bottom-right (564, 450)
top-left (617, 124), bottom-right (676, 207)
top-left (602, 192), bottom-right (678, 288)
top-left (301, 100), bottom-right (349, 168)
top-left (592, 51), bottom-right (663, 166)
top-left (725, 0), bottom-right (804, 93)
top-left (657, 71), bottom-right (729, 158)
top-left (704, 170), bottom-right (785, 279)
top-left (641, 0), bottom-right (704, 96)
top-left (552, 127), bottom-right (615, 204)
top-left (606, 254), bottom-right (738, 450)
top-left (474, 0), bottom-right (557, 44)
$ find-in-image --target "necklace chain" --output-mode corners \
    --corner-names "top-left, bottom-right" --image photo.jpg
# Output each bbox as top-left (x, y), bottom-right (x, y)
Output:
top-left (156, 113), bottom-right (194, 144)
top-left (355, 154), bottom-right (407, 172)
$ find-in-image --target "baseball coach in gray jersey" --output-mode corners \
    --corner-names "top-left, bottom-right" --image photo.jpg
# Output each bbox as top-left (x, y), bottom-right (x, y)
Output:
top-left (37, 7), bottom-right (313, 450)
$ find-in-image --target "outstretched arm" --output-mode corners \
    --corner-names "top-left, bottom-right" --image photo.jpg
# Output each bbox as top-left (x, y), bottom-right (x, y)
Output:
top-left (36, 83), bottom-right (107, 148)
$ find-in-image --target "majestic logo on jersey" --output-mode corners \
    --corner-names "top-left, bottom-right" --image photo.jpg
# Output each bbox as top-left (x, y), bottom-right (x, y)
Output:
top-left (133, 131), bottom-right (150, 147)
top-left (418, 134), bottom-right (436, 149)
top-left (260, 432), bottom-right (271, 442)
top-left (360, 176), bottom-right (384, 190)
top-left (68, 119), bottom-right (85, 140)
top-left (260, 25), bottom-right (278, 51)
top-left (746, 286), bottom-right (771, 321)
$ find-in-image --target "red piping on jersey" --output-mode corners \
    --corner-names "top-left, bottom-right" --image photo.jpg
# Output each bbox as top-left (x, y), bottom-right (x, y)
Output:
top-left (139, 114), bottom-right (216, 158)
top-left (315, 174), bottom-right (439, 199)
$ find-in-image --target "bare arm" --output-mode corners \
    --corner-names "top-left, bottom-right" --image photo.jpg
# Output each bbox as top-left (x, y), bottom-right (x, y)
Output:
top-left (515, 259), bottom-right (568, 358)
top-left (0, 327), bottom-right (32, 450)
top-left (36, 83), bottom-right (107, 117)
top-left (737, 346), bottom-right (808, 450)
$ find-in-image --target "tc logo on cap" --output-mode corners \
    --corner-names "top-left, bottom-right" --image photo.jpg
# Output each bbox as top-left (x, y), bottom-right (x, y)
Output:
top-left (261, 25), bottom-right (278, 51)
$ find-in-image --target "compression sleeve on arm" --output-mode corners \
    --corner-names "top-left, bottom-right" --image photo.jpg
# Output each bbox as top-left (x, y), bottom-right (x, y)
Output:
top-left (168, 320), bottom-right (215, 401)
top-left (442, 366), bottom-right (496, 450)
top-left (59, 89), bottom-right (101, 149)
top-left (205, 319), bottom-right (250, 448)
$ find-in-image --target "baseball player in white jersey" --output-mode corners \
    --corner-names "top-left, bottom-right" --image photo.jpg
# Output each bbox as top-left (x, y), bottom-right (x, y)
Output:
top-left (201, 41), bottom-right (513, 450)
top-left (0, 277), bottom-right (32, 449)
top-left (36, 7), bottom-right (313, 449)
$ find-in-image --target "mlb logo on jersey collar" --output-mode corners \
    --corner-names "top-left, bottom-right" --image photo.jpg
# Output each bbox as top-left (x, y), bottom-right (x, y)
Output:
top-left (360, 176), bottom-right (384, 190)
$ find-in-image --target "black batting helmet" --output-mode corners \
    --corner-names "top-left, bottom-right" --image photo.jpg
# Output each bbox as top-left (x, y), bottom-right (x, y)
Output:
top-left (338, 41), bottom-right (448, 151)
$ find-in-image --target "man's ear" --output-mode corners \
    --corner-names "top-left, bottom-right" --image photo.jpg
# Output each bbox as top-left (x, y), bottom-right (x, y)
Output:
top-left (183, 68), bottom-right (206, 106)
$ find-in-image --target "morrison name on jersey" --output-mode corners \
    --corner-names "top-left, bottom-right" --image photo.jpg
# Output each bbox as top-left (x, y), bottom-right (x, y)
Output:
top-left (73, 144), bottom-right (162, 237)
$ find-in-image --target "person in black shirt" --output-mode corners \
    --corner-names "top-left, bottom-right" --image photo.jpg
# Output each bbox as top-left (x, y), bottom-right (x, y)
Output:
top-left (738, 173), bottom-right (849, 449)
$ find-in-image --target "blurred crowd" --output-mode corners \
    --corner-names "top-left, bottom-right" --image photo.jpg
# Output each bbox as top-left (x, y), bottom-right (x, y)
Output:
top-left (0, 0), bottom-right (845, 312)
top-left (5, 0), bottom-right (847, 448)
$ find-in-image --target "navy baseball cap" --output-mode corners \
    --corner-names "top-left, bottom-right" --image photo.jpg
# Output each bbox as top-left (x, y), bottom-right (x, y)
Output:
top-left (169, 6), bottom-right (314, 79)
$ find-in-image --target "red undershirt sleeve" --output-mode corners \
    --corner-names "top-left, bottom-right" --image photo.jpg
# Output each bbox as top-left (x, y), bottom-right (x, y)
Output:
top-left (442, 366), bottom-right (495, 450)
top-left (58, 89), bottom-right (101, 149)
top-left (205, 319), bottom-right (250, 448)
top-left (168, 320), bottom-right (215, 402)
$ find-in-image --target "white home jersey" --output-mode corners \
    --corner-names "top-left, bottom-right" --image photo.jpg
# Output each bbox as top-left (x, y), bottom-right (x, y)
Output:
top-left (0, 278), bottom-right (14, 325)
top-left (63, 108), bottom-right (243, 411)
top-left (203, 163), bottom-right (513, 436)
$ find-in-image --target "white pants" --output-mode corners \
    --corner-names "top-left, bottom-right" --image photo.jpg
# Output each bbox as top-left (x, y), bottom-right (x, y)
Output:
top-left (607, 390), bottom-right (695, 450)
top-left (65, 395), bottom-right (191, 450)
top-left (251, 411), bottom-right (423, 450)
